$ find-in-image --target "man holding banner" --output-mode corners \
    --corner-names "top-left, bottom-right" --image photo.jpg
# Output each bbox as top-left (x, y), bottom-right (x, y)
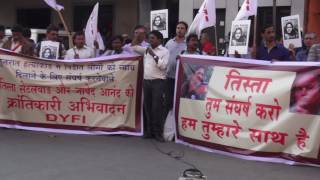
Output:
top-left (2, 24), bottom-right (34, 56)
top-left (35, 25), bottom-right (66, 59)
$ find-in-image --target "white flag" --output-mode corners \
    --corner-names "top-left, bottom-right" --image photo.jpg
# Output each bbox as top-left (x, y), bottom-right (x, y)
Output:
top-left (43, 0), bottom-right (64, 11)
top-left (234, 0), bottom-right (257, 21)
top-left (85, 3), bottom-right (99, 49)
top-left (188, 0), bottom-right (216, 36)
top-left (96, 32), bottom-right (105, 51)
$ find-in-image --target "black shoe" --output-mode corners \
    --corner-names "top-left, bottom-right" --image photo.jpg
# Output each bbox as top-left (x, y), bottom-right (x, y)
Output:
top-left (143, 134), bottom-right (153, 139)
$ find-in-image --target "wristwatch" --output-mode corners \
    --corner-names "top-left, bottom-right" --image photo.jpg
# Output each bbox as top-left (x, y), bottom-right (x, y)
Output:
top-left (153, 55), bottom-right (158, 59)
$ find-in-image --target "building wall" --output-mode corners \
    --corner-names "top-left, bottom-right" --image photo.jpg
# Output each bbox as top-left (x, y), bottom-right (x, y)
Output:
top-left (0, 0), bottom-right (139, 35)
top-left (307, 0), bottom-right (320, 38)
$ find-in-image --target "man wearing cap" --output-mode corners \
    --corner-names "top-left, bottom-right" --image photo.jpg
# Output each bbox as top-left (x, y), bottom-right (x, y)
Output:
top-left (2, 24), bottom-right (34, 56)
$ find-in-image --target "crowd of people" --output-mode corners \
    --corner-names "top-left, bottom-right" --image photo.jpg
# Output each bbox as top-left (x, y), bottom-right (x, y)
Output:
top-left (0, 21), bottom-right (320, 142)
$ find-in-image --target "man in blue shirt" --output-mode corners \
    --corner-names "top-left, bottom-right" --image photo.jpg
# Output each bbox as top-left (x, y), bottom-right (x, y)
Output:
top-left (252, 25), bottom-right (291, 61)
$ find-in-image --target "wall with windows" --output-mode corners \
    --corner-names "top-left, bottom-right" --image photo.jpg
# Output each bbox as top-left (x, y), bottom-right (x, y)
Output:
top-left (0, 0), bottom-right (139, 36)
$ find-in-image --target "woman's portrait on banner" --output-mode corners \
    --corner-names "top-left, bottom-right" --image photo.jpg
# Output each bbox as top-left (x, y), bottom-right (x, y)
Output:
top-left (181, 64), bottom-right (214, 100)
top-left (290, 71), bottom-right (320, 115)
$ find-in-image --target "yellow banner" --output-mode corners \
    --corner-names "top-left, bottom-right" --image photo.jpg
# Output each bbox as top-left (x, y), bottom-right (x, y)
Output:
top-left (0, 49), bottom-right (143, 135)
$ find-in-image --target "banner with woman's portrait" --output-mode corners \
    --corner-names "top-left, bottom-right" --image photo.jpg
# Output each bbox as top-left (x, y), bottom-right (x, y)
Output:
top-left (228, 20), bottom-right (251, 55)
top-left (175, 55), bottom-right (320, 166)
top-left (281, 15), bottom-right (302, 49)
top-left (150, 9), bottom-right (168, 38)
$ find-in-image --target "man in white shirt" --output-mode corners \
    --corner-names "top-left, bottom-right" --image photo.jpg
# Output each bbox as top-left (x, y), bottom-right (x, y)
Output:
top-left (65, 31), bottom-right (94, 60)
top-left (143, 30), bottom-right (169, 142)
top-left (0, 25), bottom-right (8, 48)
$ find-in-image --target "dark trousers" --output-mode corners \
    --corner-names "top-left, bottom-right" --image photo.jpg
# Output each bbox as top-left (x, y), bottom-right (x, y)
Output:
top-left (143, 79), bottom-right (166, 138)
top-left (165, 78), bottom-right (175, 111)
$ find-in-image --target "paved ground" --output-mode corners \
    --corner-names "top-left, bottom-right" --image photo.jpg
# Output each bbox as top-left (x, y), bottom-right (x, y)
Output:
top-left (0, 129), bottom-right (319, 180)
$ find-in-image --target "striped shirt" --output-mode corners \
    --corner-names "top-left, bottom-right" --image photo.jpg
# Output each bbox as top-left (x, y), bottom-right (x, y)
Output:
top-left (307, 44), bottom-right (320, 61)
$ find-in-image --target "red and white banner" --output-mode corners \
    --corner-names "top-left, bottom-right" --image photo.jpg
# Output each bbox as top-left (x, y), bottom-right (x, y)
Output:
top-left (0, 49), bottom-right (143, 135)
top-left (234, 0), bottom-right (257, 21)
top-left (175, 55), bottom-right (320, 166)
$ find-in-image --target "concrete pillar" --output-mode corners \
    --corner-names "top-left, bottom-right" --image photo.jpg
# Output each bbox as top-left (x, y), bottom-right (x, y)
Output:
top-left (225, 0), bottom-right (239, 35)
top-left (179, 0), bottom-right (194, 26)
top-left (291, 0), bottom-right (305, 32)
top-left (138, 0), bottom-right (152, 27)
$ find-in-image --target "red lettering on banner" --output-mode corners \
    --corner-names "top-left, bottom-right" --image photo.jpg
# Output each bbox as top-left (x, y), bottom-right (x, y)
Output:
top-left (224, 69), bottom-right (272, 94)
top-left (255, 98), bottom-right (282, 121)
top-left (100, 87), bottom-right (121, 97)
top-left (0, 77), bottom-right (16, 92)
top-left (125, 84), bottom-right (134, 98)
top-left (203, 4), bottom-right (209, 22)
top-left (225, 95), bottom-right (252, 117)
top-left (295, 128), bottom-right (310, 150)
top-left (246, 0), bottom-right (250, 11)
top-left (205, 97), bottom-right (223, 119)
top-left (181, 117), bottom-right (198, 131)
top-left (202, 120), bottom-right (242, 140)
top-left (46, 114), bottom-right (86, 124)
top-left (68, 97), bottom-right (126, 115)
top-left (75, 84), bottom-right (96, 96)
top-left (56, 83), bottom-right (71, 95)
top-left (19, 82), bottom-right (51, 94)
top-left (249, 128), bottom-right (288, 145)
top-left (7, 95), bottom-right (61, 111)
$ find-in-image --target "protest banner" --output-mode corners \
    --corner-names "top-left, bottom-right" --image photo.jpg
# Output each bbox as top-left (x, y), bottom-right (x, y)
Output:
top-left (175, 55), bottom-right (320, 166)
top-left (0, 49), bottom-right (143, 135)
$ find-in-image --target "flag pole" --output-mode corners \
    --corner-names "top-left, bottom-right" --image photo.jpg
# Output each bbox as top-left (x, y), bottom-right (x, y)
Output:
top-left (253, 16), bottom-right (257, 47)
top-left (214, 26), bottom-right (218, 55)
top-left (56, 10), bottom-right (73, 48)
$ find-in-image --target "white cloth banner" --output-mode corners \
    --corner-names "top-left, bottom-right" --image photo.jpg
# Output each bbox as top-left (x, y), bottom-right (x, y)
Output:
top-left (85, 3), bottom-right (99, 49)
top-left (234, 0), bottom-right (257, 21)
top-left (188, 0), bottom-right (216, 36)
top-left (43, 0), bottom-right (64, 11)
